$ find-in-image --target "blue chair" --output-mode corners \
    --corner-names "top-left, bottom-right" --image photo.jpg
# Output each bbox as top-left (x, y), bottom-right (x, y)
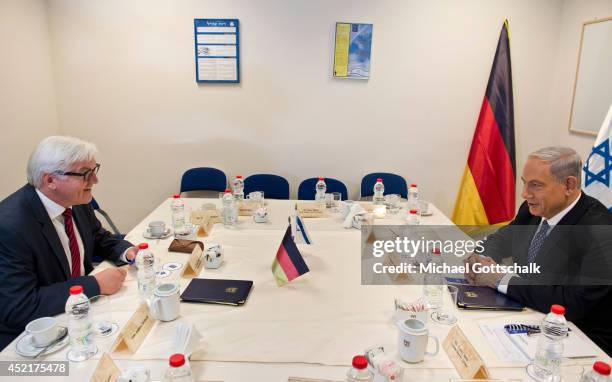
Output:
top-left (90, 197), bottom-right (123, 238)
top-left (360, 172), bottom-right (408, 199)
top-left (298, 178), bottom-right (348, 200)
top-left (180, 167), bottom-right (227, 194)
top-left (244, 174), bottom-right (290, 200)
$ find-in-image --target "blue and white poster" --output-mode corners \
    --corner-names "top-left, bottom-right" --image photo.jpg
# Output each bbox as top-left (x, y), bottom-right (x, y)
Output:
top-left (333, 23), bottom-right (373, 79)
top-left (194, 19), bottom-right (239, 83)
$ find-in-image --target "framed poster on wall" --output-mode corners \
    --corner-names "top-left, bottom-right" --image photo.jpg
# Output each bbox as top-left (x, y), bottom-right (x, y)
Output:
top-left (333, 22), bottom-right (373, 79)
top-left (194, 19), bottom-right (240, 83)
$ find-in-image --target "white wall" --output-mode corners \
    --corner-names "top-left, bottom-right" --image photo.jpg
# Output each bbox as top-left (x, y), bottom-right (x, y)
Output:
top-left (43, 0), bottom-right (573, 231)
top-left (549, 0), bottom-right (612, 154)
top-left (0, 0), bottom-right (58, 199)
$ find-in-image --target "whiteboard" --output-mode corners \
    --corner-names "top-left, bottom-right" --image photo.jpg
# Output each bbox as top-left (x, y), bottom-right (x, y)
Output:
top-left (569, 17), bottom-right (612, 136)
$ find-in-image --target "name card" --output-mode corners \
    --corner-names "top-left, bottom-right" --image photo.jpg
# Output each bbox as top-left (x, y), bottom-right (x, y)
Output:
top-left (181, 244), bottom-right (205, 278)
top-left (91, 353), bottom-right (120, 382)
top-left (192, 210), bottom-right (218, 237)
top-left (443, 325), bottom-right (490, 380)
top-left (238, 201), bottom-right (258, 216)
top-left (296, 202), bottom-right (325, 218)
top-left (111, 304), bottom-right (155, 354)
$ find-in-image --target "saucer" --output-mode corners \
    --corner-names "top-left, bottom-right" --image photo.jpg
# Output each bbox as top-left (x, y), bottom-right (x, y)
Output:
top-left (143, 228), bottom-right (173, 239)
top-left (15, 328), bottom-right (69, 357)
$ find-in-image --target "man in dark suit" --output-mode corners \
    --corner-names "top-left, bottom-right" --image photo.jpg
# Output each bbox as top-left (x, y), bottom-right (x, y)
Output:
top-left (466, 146), bottom-right (612, 355)
top-left (0, 136), bottom-right (138, 350)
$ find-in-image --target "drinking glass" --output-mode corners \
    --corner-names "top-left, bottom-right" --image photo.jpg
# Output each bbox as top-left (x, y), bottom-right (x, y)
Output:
top-left (431, 284), bottom-right (458, 325)
top-left (385, 194), bottom-right (401, 214)
top-left (331, 192), bottom-right (342, 212)
top-left (88, 295), bottom-right (118, 337)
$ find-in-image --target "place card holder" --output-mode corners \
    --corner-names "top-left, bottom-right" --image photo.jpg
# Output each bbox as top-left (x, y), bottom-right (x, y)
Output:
top-left (91, 353), bottom-right (121, 382)
top-left (191, 210), bottom-right (217, 237)
top-left (238, 201), bottom-right (258, 216)
top-left (110, 304), bottom-right (155, 354)
top-left (296, 202), bottom-right (325, 218)
top-left (181, 245), bottom-right (205, 278)
top-left (443, 326), bottom-right (490, 380)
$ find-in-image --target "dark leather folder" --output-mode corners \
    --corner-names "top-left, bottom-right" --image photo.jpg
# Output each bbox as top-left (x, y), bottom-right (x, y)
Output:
top-left (455, 284), bottom-right (525, 311)
top-left (180, 278), bottom-right (253, 306)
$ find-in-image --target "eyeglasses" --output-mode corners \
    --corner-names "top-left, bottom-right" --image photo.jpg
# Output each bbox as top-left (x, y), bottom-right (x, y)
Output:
top-left (55, 163), bottom-right (100, 181)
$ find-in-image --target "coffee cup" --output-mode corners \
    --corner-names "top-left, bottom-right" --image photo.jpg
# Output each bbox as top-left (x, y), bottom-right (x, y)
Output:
top-left (397, 318), bottom-right (439, 363)
top-left (25, 317), bottom-right (58, 347)
top-left (150, 283), bottom-right (180, 322)
top-left (253, 208), bottom-right (269, 223)
top-left (148, 221), bottom-right (166, 237)
top-left (205, 244), bottom-right (224, 269)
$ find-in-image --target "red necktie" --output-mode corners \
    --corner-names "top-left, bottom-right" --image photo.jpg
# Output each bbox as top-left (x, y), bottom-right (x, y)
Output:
top-left (62, 208), bottom-right (81, 277)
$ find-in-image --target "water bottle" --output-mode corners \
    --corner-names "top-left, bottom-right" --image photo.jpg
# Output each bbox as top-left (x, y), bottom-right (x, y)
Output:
top-left (580, 361), bottom-right (611, 382)
top-left (171, 194), bottom-right (186, 235)
top-left (222, 188), bottom-right (237, 226)
top-left (530, 304), bottom-right (568, 382)
top-left (136, 243), bottom-right (156, 302)
top-left (315, 177), bottom-right (327, 204)
top-left (232, 175), bottom-right (244, 202)
top-left (65, 285), bottom-right (96, 362)
top-left (423, 248), bottom-right (443, 309)
top-left (346, 355), bottom-right (374, 382)
top-left (407, 209), bottom-right (420, 225)
top-left (162, 353), bottom-right (194, 382)
top-left (408, 183), bottom-right (419, 212)
top-left (373, 178), bottom-right (385, 205)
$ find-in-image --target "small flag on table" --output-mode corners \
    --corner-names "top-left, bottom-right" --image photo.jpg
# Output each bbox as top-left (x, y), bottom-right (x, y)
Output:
top-left (272, 226), bottom-right (310, 286)
top-left (291, 213), bottom-right (312, 244)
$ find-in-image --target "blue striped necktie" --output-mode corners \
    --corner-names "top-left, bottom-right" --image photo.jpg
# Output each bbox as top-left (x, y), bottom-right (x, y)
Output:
top-left (527, 220), bottom-right (549, 264)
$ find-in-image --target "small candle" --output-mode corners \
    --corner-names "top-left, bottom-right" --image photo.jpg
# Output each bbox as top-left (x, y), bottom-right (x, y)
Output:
top-left (374, 205), bottom-right (387, 218)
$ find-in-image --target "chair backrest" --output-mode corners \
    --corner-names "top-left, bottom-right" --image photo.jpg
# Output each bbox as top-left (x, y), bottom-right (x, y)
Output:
top-left (297, 177), bottom-right (348, 200)
top-left (180, 167), bottom-right (227, 194)
top-left (360, 172), bottom-right (408, 199)
top-left (244, 174), bottom-right (290, 200)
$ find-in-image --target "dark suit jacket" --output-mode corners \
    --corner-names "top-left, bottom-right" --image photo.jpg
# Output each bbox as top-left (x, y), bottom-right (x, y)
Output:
top-left (0, 184), bottom-right (133, 350)
top-left (483, 193), bottom-right (612, 355)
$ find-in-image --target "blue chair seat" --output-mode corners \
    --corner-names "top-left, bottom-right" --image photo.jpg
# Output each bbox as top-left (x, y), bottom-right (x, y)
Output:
top-left (180, 167), bottom-right (227, 194)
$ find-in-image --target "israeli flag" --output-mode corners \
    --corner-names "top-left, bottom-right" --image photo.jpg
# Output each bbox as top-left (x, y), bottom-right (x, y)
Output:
top-left (583, 103), bottom-right (612, 212)
top-left (291, 213), bottom-right (312, 245)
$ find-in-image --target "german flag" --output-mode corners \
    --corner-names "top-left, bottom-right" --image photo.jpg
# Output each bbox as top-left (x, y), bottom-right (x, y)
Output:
top-left (452, 21), bottom-right (516, 225)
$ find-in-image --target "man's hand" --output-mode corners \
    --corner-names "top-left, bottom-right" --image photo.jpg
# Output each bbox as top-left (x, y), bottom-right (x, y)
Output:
top-left (464, 254), bottom-right (504, 288)
top-left (93, 268), bottom-right (127, 295)
top-left (125, 246), bottom-right (138, 263)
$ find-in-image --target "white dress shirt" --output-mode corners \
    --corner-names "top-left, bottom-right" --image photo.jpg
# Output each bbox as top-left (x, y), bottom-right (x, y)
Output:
top-left (36, 189), bottom-right (86, 276)
top-left (497, 192), bottom-right (582, 294)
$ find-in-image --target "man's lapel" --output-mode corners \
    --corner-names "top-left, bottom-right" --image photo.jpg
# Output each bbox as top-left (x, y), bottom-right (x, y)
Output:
top-left (25, 185), bottom-right (70, 278)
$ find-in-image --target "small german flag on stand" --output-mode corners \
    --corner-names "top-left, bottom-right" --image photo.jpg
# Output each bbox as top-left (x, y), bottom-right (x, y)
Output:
top-left (272, 226), bottom-right (310, 286)
top-left (453, 20), bottom-right (516, 226)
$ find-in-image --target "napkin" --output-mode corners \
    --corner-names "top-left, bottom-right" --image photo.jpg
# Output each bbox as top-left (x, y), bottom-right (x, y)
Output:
top-left (342, 203), bottom-right (367, 229)
top-left (174, 322), bottom-right (203, 357)
top-left (168, 239), bottom-right (204, 254)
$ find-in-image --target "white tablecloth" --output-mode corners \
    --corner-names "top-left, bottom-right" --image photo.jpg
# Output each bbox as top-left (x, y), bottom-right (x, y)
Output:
top-left (0, 198), bottom-right (608, 381)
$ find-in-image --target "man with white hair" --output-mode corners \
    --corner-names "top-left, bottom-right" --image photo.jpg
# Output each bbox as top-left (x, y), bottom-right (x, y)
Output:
top-left (0, 136), bottom-right (138, 350)
top-left (466, 146), bottom-right (612, 355)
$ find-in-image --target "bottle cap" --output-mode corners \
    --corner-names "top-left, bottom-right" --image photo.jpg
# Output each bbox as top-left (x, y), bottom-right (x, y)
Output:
top-left (173, 194), bottom-right (180, 198)
top-left (376, 178), bottom-right (382, 182)
top-left (432, 247), bottom-right (441, 255)
top-left (138, 243), bottom-right (149, 250)
top-left (409, 209), bottom-right (418, 214)
top-left (69, 285), bottom-right (83, 295)
top-left (594, 361), bottom-right (611, 376)
top-left (169, 353), bottom-right (185, 367)
top-left (319, 177), bottom-right (324, 181)
top-left (411, 183), bottom-right (418, 187)
top-left (225, 188), bottom-right (231, 193)
top-left (236, 175), bottom-right (242, 179)
top-left (550, 304), bottom-right (565, 315)
top-left (352, 355), bottom-right (368, 370)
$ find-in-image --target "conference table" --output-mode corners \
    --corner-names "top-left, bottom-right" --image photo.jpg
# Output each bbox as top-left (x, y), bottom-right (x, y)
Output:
top-left (0, 198), bottom-right (610, 382)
